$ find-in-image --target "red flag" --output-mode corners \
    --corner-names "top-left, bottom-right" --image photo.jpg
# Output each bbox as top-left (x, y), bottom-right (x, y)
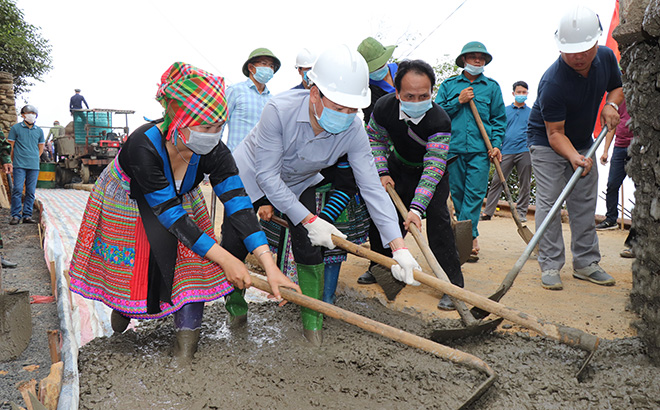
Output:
top-left (594, 0), bottom-right (620, 137)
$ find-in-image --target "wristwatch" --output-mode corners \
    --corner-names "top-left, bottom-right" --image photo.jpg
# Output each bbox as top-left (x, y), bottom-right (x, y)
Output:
top-left (605, 101), bottom-right (619, 111)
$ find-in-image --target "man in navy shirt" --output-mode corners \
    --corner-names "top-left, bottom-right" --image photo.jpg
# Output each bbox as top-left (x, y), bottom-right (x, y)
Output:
top-left (527, 6), bottom-right (623, 290)
top-left (482, 81), bottom-right (532, 222)
top-left (69, 88), bottom-right (89, 114)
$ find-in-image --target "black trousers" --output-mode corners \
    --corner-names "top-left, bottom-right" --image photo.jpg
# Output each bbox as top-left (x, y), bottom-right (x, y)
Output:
top-left (220, 187), bottom-right (323, 266)
top-left (369, 156), bottom-right (464, 287)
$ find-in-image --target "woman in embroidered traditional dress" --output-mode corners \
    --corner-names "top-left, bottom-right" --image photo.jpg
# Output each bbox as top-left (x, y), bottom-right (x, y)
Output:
top-left (69, 62), bottom-right (298, 363)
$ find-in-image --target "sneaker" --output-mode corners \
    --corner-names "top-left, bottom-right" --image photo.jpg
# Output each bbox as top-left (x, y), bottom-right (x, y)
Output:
top-left (518, 214), bottom-right (528, 223)
top-left (620, 248), bottom-right (635, 258)
top-left (9, 217), bottom-right (20, 225)
top-left (437, 294), bottom-right (456, 311)
top-left (541, 269), bottom-right (563, 290)
top-left (1, 256), bottom-right (17, 268)
top-left (595, 220), bottom-right (617, 230)
top-left (480, 213), bottom-right (491, 221)
top-left (22, 217), bottom-right (37, 224)
top-left (357, 270), bottom-right (377, 285)
top-left (573, 262), bottom-right (616, 286)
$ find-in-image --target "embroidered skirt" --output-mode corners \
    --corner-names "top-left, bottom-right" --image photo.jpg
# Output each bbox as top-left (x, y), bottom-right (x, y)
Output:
top-left (69, 159), bottom-right (233, 319)
top-left (260, 187), bottom-right (370, 283)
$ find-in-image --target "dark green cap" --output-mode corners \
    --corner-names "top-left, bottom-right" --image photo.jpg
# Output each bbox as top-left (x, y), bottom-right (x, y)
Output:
top-left (242, 48), bottom-right (281, 77)
top-left (455, 41), bottom-right (492, 67)
top-left (357, 37), bottom-right (396, 73)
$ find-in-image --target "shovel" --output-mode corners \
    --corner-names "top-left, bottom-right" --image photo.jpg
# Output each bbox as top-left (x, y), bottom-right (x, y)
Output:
top-left (0, 263), bottom-right (32, 362)
top-left (447, 194), bottom-right (473, 265)
top-left (249, 273), bottom-right (496, 409)
top-left (469, 100), bottom-right (535, 245)
top-left (384, 184), bottom-right (503, 340)
top-left (470, 125), bottom-right (610, 320)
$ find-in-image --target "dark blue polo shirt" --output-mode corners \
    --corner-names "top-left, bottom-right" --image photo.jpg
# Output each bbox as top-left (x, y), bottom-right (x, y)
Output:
top-left (527, 46), bottom-right (622, 150)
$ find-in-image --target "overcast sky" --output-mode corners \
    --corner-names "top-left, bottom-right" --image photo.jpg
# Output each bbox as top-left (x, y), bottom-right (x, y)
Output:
top-left (13, 0), bottom-right (629, 215)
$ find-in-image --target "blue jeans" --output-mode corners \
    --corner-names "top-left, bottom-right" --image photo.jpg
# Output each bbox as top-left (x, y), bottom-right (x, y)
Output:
top-left (605, 146), bottom-right (630, 223)
top-left (11, 168), bottom-right (39, 219)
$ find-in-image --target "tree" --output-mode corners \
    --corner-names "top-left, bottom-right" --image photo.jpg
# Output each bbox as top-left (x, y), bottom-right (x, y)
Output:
top-left (431, 54), bottom-right (460, 99)
top-left (0, 0), bottom-right (52, 96)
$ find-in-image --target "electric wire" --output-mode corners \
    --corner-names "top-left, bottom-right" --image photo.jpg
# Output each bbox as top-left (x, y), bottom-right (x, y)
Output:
top-left (402, 0), bottom-right (469, 58)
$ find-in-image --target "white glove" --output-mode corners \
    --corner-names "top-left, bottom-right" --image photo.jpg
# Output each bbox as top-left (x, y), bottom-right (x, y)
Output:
top-left (303, 216), bottom-right (347, 249)
top-left (391, 248), bottom-right (421, 286)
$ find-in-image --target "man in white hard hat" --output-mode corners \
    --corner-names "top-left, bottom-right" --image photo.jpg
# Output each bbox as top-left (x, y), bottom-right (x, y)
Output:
top-left (229, 45), bottom-right (421, 345)
top-left (292, 48), bottom-right (316, 90)
top-left (527, 5), bottom-right (623, 290)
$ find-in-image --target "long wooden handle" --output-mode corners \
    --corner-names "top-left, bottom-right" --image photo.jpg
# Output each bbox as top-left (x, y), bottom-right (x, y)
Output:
top-left (268, 214), bottom-right (598, 351)
top-left (385, 185), bottom-right (478, 326)
top-left (468, 99), bottom-right (524, 230)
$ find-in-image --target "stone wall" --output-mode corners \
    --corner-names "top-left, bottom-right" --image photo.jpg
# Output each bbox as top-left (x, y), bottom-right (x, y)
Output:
top-left (614, 0), bottom-right (660, 363)
top-left (0, 72), bottom-right (17, 135)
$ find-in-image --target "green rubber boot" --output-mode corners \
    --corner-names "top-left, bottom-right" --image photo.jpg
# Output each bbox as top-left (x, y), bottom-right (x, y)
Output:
top-left (224, 289), bottom-right (248, 328)
top-left (297, 263), bottom-right (324, 346)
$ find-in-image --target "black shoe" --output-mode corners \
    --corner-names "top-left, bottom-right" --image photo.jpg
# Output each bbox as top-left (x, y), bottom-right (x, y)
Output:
top-left (595, 220), bottom-right (617, 230)
top-left (437, 294), bottom-right (456, 311)
top-left (357, 270), bottom-right (377, 285)
top-left (111, 310), bottom-right (131, 333)
top-left (480, 213), bottom-right (491, 221)
top-left (22, 217), bottom-right (37, 224)
top-left (9, 217), bottom-right (20, 225)
top-left (1, 256), bottom-right (17, 268)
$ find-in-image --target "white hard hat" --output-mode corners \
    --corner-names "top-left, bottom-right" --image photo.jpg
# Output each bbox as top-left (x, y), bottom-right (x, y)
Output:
top-left (295, 48), bottom-right (317, 69)
top-left (555, 5), bottom-right (603, 53)
top-left (307, 45), bottom-right (371, 109)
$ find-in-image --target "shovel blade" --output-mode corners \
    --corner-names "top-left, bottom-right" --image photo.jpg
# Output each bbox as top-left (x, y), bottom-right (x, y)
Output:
top-left (452, 220), bottom-right (473, 265)
top-left (0, 290), bottom-right (32, 361)
top-left (430, 317), bottom-right (504, 343)
top-left (370, 265), bottom-right (406, 301)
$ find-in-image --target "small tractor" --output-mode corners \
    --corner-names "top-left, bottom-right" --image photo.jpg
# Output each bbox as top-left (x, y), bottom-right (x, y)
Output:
top-left (55, 108), bottom-right (134, 185)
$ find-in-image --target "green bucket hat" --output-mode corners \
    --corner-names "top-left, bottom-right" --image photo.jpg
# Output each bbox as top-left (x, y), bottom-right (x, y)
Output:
top-left (455, 41), bottom-right (493, 67)
top-left (357, 37), bottom-right (397, 73)
top-left (242, 47), bottom-right (282, 77)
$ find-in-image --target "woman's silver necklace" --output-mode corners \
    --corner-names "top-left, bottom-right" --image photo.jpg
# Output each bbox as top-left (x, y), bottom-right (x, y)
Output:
top-left (173, 141), bottom-right (198, 166)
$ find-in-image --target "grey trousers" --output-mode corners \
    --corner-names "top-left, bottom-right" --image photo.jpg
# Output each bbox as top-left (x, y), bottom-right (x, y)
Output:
top-left (483, 151), bottom-right (532, 217)
top-left (530, 145), bottom-right (600, 272)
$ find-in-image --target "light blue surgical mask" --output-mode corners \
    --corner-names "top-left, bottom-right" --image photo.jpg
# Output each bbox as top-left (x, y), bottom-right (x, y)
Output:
top-left (369, 65), bottom-right (389, 81)
top-left (303, 70), bottom-right (311, 86)
top-left (253, 66), bottom-right (274, 84)
top-left (514, 94), bottom-right (528, 104)
top-left (400, 99), bottom-right (432, 119)
top-left (313, 100), bottom-right (356, 134)
top-left (182, 129), bottom-right (222, 155)
top-left (464, 63), bottom-right (484, 76)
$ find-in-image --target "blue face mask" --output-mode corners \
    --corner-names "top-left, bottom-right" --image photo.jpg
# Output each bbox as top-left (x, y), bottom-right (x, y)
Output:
top-left (314, 100), bottom-right (356, 134)
top-left (303, 70), bottom-right (310, 86)
top-left (369, 65), bottom-right (389, 81)
top-left (514, 94), bottom-right (528, 103)
top-left (400, 99), bottom-right (432, 119)
top-left (253, 66), bottom-right (274, 84)
top-left (464, 63), bottom-right (484, 76)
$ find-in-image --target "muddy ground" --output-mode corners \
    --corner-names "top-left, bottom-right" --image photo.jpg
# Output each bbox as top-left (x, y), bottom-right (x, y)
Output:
top-left (77, 296), bottom-right (659, 410)
top-left (0, 206), bottom-right (60, 409)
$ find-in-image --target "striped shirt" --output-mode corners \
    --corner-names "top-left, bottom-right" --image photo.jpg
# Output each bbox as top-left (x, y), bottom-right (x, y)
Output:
top-left (367, 93), bottom-right (451, 214)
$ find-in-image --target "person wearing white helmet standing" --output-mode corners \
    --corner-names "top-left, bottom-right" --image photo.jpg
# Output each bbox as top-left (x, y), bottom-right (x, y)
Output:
top-left (8, 105), bottom-right (45, 225)
top-left (292, 48), bottom-right (316, 90)
top-left (527, 5), bottom-right (623, 290)
top-left (229, 45), bottom-right (420, 345)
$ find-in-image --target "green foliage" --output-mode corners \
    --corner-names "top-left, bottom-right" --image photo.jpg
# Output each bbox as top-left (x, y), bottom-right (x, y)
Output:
top-left (0, 0), bottom-right (52, 96)
top-left (432, 55), bottom-right (460, 99)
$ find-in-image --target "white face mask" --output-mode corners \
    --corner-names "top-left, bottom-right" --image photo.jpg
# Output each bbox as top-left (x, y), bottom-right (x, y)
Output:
top-left (464, 63), bottom-right (484, 76)
top-left (24, 114), bottom-right (37, 124)
top-left (182, 129), bottom-right (222, 155)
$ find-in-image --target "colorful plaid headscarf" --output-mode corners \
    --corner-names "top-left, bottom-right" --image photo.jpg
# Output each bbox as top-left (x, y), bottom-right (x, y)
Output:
top-left (156, 62), bottom-right (227, 143)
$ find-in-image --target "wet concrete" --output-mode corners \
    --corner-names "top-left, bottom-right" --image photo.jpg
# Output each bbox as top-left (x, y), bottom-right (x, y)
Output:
top-left (78, 295), bottom-right (659, 410)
